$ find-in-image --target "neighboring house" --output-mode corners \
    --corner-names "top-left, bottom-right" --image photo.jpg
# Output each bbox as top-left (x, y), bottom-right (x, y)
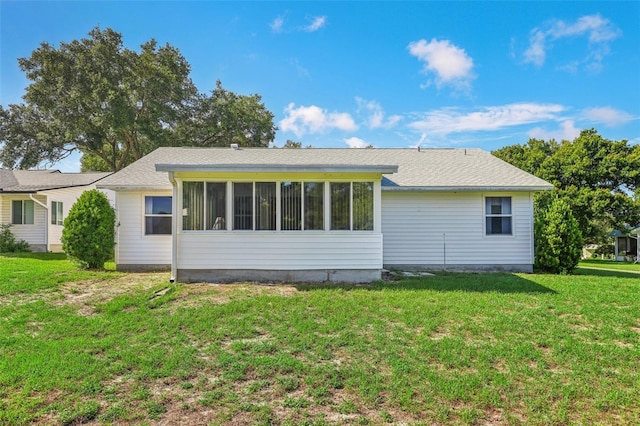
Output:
top-left (0, 169), bottom-right (111, 252)
top-left (610, 226), bottom-right (639, 262)
top-left (98, 146), bottom-right (553, 283)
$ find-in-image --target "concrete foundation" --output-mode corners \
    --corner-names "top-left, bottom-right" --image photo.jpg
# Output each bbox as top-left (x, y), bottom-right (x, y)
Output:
top-left (384, 264), bottom-right (533, 273)
top-left (116, 264), bottom-right (171, 272)
top-left (28, 244), bottom-right (47, 252)
top-left (176, 268), bottom-right (382, 283)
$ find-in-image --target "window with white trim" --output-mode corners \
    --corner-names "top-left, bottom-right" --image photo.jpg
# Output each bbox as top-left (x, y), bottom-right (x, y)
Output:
top-left (330, 182), bottom-right (374, 231)
top-left (12, 200), bottom-right (34, 225)
top-left (183, 182), bottom-right (227, 231)
top-left (485, 197), bottom-right (512, 235)
top-left (145, 196), bottom-right (172, 235)
top-left (51, 201), bottom-right (64, 225)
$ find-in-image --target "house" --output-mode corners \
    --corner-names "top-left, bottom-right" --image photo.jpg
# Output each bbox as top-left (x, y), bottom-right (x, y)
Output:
top-left (610, 226), bottom-right (639, 262)
top-left (97, 146), bottom-right (553, 282)
top-left (0, 169), bottom-right (111, 252)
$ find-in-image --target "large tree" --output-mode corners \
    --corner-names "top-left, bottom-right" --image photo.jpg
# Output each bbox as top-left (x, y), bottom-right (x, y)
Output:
top-left (493, 129), bottom-right (640, 244)
top-left (0, 27), bottom-right (276, 171)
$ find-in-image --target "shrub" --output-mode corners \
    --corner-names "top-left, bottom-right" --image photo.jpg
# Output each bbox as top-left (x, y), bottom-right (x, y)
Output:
top-left (61, 190), bottom-right (115, 269)
top-left (535, 197), bottom-right (583, 274)
top-left (0, 224), bottom-right (31, 253)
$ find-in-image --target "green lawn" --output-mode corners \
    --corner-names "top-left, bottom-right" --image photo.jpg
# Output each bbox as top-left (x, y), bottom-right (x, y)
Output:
top-left (1, 254), bottom-right (639, 425)
top-left (579, 259), bottom-right (640, 272)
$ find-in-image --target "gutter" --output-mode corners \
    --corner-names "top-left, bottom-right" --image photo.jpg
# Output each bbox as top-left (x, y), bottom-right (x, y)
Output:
top-left (381, 185), bottom-right (554, 192)
top-left (29, 194), bottom-right (49, 251)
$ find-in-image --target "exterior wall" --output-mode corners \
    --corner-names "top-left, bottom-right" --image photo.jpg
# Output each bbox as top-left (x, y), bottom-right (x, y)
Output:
top-left (0, 194), bottom-right (48, 251)
top-left (381, 191), bottom-right (534, 271)
top-left (114, 190), bottom-right (172, 269)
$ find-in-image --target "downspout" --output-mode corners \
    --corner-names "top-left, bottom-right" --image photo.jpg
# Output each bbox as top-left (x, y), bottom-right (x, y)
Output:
top-left (30, 194), bottom-right (49, 251)
top-left (168, 172), bottom-right (178, 283)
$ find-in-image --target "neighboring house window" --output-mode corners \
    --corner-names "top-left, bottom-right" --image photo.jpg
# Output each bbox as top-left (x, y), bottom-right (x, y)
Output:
top-left (485, 197), bottom-right (512, 235)
top-left (145, 196), bottom-right (172, 235)
top-left (51, 201), bottom-right (64, 225)
top-left (330, 182), bottom-right (374, 231)
top-left (182, 182), bottom-right (227, 231)
top-left (12, 200), bottom-right (34, 225)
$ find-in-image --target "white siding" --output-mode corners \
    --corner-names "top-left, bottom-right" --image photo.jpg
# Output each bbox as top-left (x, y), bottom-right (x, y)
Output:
top-left (177, 232), bottom-right (382, 270)
top-left (115, 191), bottom-right (172, 265)
top-left (0, 194), bottom-right (47, 247)
top-left (41, 186), bottom-right (99, 250)
top-left (381, 191), bottom-right (534, 267)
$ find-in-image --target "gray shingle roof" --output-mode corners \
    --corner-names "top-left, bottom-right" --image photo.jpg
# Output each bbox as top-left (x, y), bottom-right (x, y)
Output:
top-left (0, 169), bottom-right (111, 192)
top-left (97, 147), bottom-right (553, 191)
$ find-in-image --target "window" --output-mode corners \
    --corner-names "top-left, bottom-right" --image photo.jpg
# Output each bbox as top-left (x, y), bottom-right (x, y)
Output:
top-left (12, 200), bottom-right (34, 225)
top-left (51, 201), bottom-right (64, 225)
top-left (145, 196), bottom-right (172, 235)
top-left (330, 182), bottom-right (374, 231)
top-left (182, 182), bottom-right (226, 231)
top-left (281, 182), bottom-right (302, 230)
top-left (233, 183), bottom-right (253, 230)
top-left (255, 182), bottom-right (276, 230)
top-left (485, 197), bottom-right (512, 235)
top-left (304, 182), bottom-right (324, 230)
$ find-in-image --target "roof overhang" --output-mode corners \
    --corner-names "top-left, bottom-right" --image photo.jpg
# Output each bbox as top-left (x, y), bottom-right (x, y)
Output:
top-left (155, 163), bottom-right (399, 174)
top-left (96, 185), bottom-right (172, 191)
top-left (382, 185), bottom-right (554, 192)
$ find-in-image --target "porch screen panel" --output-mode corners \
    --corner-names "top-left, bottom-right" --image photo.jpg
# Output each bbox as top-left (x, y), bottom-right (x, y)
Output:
top-left (255, 182), bottom-right (276, 230)
top-left (330, 183), bottom-right (351, 230)
top-left (304, 182), bottom-right (324, 230)
top-left (234, 183), bottom-right (253, 230)
top-left (353, 182), bottom-right (374, 231)
top-left (206, 182), bottom-right (226, 230)
top-left (281, 181), bottom-right (302, 230)
top-left (183, 182), bottom-right (204, 230)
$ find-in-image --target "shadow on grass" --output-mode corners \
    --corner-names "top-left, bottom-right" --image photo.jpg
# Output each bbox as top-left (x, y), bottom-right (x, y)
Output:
top-left (295, 272), bottom-right (557, 294)
top-left (574, 267), bottom-right (640, 279)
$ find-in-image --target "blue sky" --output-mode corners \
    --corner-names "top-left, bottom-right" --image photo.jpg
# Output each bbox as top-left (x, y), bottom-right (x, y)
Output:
top-left (1, 1), bottom-right (639, 172)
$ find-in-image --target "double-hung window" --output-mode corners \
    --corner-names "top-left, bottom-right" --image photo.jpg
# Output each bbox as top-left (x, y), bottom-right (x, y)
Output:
top-left (485, 197), bottom-right (512, 235)
top-left (12, 200), bottom-right (34, 225)
top-left (145, 196), bottom-right (172, 235)
top-left (51, 201), bottom-right (64, 225)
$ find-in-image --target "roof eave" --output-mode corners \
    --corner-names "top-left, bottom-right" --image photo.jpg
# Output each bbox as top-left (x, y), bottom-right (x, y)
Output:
top-left (382, 185), bottom-right (554, 192)
top-left (155, 163), bottom-right (399, 174)
top-left (97, 185), bottom-right (172, 191)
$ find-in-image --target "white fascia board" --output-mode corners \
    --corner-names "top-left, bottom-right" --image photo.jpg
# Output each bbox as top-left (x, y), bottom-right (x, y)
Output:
top-left (155, 163), bottom-right (399, 174)
top-left (96, 185), bottom-right (173, 191)
top-left (382, 185), bottom-right (554, 192)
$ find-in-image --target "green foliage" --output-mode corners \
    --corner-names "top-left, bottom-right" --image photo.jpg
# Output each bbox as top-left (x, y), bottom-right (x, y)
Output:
top-left (535, 197), bottom-right (584, 274)
top-left (494, 129), bottom-right (640, 244)
top-left (0, 224), bottom-right (31, 253)
top-left (1, 27), bottom-right (276, 171)
top-left (61, 190), bottom-right (115, 269)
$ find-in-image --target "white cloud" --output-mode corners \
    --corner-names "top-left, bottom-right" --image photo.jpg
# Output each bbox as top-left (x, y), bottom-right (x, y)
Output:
top-left (270, 16), bottom-right (284, 33)
top-left (409, 103), bottom-right (566, 136)
top-left (343, 137), bottom-right (370, 148)
top-left (528, 120), bottom-right (581, 141)
top-left (582, 107), bottom-right (634, 127)
top-left (305, 16), bottom-right (326, 32)
top-left (279, 103), bottom-right (358, 136)
top-left (408, 38), bottom-right (475, 91)
top-left (523, 14), bottom-right (621, 71)
top-left (355, 97), bottom-right (402, 129)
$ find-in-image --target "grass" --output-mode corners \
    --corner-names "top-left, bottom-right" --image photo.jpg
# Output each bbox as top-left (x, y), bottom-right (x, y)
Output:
top-left (579, 258), bottom-right (640, 272)
top-left (1, 254), bottom-right (639, 425)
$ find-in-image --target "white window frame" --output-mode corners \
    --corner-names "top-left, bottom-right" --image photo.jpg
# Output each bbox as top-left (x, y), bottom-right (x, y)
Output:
top-left (12, 199), bottom-right (35, 225)
top-left (51, 201), bottom-right (64, 225)
top-left (144, 195), bottom-right (172, 236)
top-left (484, 196), bottom-right (513, 236)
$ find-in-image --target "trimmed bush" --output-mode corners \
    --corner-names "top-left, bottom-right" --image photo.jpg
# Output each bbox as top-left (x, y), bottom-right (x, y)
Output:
top-left (61, 190), bottom-right (115, 269)
top-left (0, 224), bottom-right (31, 253)
top-left (535, 197), bottom-right (583, 274)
